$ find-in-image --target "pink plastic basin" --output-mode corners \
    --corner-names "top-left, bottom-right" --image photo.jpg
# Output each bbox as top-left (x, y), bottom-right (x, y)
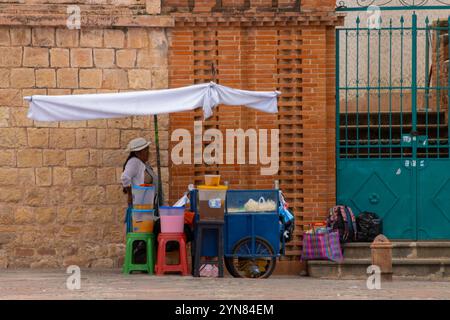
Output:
top-left (160, 206), bottom-right (184, 233)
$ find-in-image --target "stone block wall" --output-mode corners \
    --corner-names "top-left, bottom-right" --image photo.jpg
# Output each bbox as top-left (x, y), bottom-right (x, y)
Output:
top-left (0, 25), bottom-right (169, 268)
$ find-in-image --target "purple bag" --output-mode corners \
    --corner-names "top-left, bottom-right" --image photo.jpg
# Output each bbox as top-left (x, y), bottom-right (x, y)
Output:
top-left (301, 230), bottom-right (344, 262)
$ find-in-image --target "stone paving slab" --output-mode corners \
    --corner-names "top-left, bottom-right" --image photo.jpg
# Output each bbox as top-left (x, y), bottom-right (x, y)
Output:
top-left (1, 269), bottom-right (450, 300)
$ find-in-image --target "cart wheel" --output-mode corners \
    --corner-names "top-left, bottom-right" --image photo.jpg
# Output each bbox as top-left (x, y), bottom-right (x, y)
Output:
top-left (224, 237), bottom-right (276, 279)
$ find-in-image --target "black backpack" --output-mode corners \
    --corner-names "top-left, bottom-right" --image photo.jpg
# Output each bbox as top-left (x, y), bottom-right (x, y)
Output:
top-left (356, 212), bottom-right (382, 242)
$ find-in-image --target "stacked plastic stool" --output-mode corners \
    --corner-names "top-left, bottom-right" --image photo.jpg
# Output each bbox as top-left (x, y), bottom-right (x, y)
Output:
top-left (123, 232), bottom-right (155, 275)
top-left (193, 220), bottom-right (224, 277)
top-left (155, 233), bottom-right (189, 276)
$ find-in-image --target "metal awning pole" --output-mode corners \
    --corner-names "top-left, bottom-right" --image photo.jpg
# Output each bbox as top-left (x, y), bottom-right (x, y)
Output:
top-left (153, 114), bottom-right (163, 207)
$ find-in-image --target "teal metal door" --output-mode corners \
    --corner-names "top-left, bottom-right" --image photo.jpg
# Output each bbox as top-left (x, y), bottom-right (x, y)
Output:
top-left (336, 13), bottom-right (450, 240)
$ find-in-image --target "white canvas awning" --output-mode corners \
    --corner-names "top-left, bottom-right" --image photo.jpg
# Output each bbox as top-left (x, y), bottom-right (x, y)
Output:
top-left (25, 82), bottom-right (280, 121)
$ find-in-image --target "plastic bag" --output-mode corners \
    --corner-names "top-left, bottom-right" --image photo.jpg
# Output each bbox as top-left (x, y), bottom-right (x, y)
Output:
top-left (356, 212), bottom-right (382, 242)
top-left (199, 264), bottom-right (219, 277)
top-left (173, 194), bottom-right (190, 207)
top-left (278, 197), bottom-right (295, 243)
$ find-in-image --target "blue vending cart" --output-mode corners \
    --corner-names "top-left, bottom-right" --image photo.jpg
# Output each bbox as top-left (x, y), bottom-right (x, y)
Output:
top-left (224, 189), bottom-right (283, 278)
top-left (191, 188), bottom-right (284, 278)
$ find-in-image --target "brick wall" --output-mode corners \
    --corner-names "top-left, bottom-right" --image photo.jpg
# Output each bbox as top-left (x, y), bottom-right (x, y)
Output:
top-left (168, 4), bottom-right (342, 272)
top-left (0, 25), bottom-right (169, 268)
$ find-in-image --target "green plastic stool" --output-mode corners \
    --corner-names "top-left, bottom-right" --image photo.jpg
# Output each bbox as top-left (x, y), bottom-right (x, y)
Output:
top-left (123, 232), bottom-right (155, 275)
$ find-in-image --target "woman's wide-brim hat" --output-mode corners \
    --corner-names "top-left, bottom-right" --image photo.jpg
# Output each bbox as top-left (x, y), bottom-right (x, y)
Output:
top-left (126, 137), bottom-right (151, 152)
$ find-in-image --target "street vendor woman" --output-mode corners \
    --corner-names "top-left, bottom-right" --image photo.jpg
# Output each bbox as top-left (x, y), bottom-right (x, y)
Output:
top-left (121, 137), bottom-right (160, 233)
top-left (120, 137), bottom-right (193, 256)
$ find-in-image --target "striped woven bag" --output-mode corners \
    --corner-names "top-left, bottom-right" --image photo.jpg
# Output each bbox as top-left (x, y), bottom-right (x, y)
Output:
top-left (301, 230), bottom-right (344, 262)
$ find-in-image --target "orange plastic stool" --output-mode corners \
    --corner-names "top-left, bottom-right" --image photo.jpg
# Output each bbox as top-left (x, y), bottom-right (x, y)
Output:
top-left (155, 233), bottom-right (189, 276)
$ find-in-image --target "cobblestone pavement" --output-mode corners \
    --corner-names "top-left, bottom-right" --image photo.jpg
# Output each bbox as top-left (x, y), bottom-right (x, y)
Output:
top-left (1, 269), bottom-right (450, 300)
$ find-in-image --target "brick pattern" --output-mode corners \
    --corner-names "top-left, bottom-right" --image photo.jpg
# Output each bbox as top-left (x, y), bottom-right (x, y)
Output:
top-left (192, 29), bottom-right (220, 184)
top-left (0, 26), bottom-right (169, 269)
top-left (169, 19), bottom-right (338, 264)
top-left (300, 26), bottom-right (337, 226)
top-left (161, 0), bottom-right (333, 13)
top-left (174, 13), bottom-right (343, 28)
top-left (276, 28), bottom-right (303, 256)
top-left (221, 0), bottom-right (248, 9)
top-left (301, 0), bottom-right (335, 11)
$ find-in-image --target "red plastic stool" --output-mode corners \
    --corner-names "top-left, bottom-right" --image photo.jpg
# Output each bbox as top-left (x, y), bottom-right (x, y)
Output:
top-left (155, 233), bottom-right (189, 276)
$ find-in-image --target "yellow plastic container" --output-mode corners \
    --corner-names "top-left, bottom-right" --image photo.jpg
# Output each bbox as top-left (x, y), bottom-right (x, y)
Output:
top-left (204, 175), bottom-right (221, 186)
top-left (197, 184), bottom-right (228, 191)
top-left (134, 204), bottom-right (153, 210)
top-left (133, 220), bottom-right (155, 233)
top-left (132, 209), bottom-right (156, 233)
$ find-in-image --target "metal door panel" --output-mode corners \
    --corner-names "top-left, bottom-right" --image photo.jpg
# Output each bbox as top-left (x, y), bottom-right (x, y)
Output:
top-left (337, 159), bottom-right (415, 239)
top-left (417, 160), bottom-right (450, 239)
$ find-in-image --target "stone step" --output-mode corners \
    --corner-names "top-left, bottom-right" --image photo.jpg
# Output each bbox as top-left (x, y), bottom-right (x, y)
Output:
top-left (343, 242), bottom-right (450, 260)
top-left (307, 258), bottom-right (450, 280)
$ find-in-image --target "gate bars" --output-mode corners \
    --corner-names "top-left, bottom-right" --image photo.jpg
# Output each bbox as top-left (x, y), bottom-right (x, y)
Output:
top-left (336, 13), bottom-right (450, 160)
